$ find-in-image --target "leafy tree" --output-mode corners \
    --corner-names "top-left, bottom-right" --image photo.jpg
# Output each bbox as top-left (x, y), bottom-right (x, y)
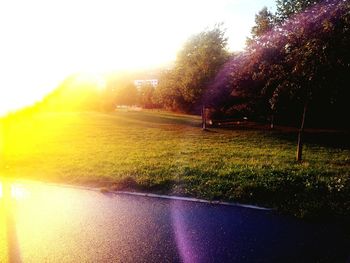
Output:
top-left (210, 0), bottom-right (349, 161)
top-left (247, 7), bottom-right (275, 46)
top-left (39, 74), bottom-right (104, 111)
top-left (269, 0), bottom-right (350, 160)
top-left (138, 83), bottom-right (157, 109)
top-left (156, 25), bottom-right (229, 112)
top-left (275, 0), bottom-right (323, 22)
top-left (257, 0), bottom-right (350, 160)
top-left (114, 83), bottom-right (138, 106)
top-left (154, 70), bottom-right (186, 111)
top-left (103, 73), bottom-right (139, 109)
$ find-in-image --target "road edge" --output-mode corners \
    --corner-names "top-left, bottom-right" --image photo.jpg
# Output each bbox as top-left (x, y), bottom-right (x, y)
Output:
top-left (4, 178), bottom-right (273, 211)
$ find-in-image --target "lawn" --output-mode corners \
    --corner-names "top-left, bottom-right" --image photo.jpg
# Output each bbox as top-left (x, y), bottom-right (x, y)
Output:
top-left (0, 110), bottom-right (349, 219)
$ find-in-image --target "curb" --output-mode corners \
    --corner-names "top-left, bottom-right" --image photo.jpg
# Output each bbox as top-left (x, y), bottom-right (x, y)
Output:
top-left (110, 190), bottom-right (273, 210)
top-left (4, 178), bottom-right (273, 211)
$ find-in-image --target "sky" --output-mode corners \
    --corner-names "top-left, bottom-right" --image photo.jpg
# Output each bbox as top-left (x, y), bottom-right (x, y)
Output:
top-left (0, 0), bottom-right (276, 115)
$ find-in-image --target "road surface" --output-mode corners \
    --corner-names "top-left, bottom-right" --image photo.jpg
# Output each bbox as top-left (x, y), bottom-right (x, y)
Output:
top-left (0, 179), bottom-right (349, 262)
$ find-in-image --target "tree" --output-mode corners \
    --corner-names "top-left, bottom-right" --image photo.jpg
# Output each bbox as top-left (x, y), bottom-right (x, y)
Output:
top-left (275, 0), bottom-right (323, 22)
top-left (264, 0), bottom-right (350, 161)
top-left (114, 83), bottom-right (138, 106)
top-left (39, 74), bottom-right (104, 112)
top-left (210, 0), bottom-right (350, 161)
top-left (154, 70), bottom-right (186, 111)
top-left (276, 0), bottom-right (350, 160)
top-left (156, 25), bottom-right (229, 112)
top-left (247, 7), bottom-right (275, 46)
top-left (138, 83), bottom-right (157, 109)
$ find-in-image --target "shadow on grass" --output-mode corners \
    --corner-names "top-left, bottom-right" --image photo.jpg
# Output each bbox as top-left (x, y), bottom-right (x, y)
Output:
top-left (115, 111), bottom-right (202, 128)
top-left (269, 130), bottom-right (350, 149)
top-left (214, 121), bottom-right (349, 149)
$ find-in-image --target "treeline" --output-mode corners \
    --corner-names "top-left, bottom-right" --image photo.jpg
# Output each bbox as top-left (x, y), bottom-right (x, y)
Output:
top-left (28, 26), bottom-right (229, 115)
top-left (154, 0), bottom-right (349, 129)
top-left (205, 0), bottom-right (350, 128)
top-left (26, 0), bottom-right (349, 129)
top-left (154, 26), bottom-right (230, 113)
top-left (34, 72), bottom-right (160, 112)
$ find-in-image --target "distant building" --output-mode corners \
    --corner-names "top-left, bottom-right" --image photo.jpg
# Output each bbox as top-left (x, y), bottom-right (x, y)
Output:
top-left (133, 79), bottom-right (158, 88)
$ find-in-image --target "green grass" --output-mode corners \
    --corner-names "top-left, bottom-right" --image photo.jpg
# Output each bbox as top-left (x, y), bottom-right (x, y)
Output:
top-left (1, 110), bottom-right (349, 219)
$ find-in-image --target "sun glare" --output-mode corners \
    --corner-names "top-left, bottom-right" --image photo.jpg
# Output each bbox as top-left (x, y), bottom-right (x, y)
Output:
top-left (0, 0), bottom-right (275, 114)
top-left (0, 181), bottom-right (29, 200)
top-left (75, 73), bottom-right (107, 91)
top-left (11, 185), bottom-right (28, 200)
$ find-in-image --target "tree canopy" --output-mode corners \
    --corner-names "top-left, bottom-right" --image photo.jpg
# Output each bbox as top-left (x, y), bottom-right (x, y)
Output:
top-left (275, 0), bottom-right (323, 22)
top-left (247, 7), bottom-right (275, 46)
top-left (207, 0), bottom-right (350, 128)
top-left (156, 25), bottom-right (230, 112)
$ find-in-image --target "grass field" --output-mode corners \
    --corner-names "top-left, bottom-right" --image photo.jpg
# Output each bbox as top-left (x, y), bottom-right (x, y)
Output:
top-left (0, 110), bottom-right (349, 219)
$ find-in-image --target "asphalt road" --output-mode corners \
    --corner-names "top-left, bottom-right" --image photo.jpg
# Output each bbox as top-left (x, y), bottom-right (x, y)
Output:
top-left (0, 180), bottom-right (349, 263)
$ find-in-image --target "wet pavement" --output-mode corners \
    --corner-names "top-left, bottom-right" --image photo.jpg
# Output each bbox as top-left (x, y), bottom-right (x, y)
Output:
top-left (0, 179), bottom-right (349, 262)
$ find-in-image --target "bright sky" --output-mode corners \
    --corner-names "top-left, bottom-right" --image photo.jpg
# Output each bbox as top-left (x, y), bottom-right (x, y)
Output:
top-left (0, 0), bottom-right (276, 115)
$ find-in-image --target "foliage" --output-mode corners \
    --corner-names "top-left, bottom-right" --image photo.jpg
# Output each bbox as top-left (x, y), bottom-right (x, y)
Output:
top-left (113, 83), bottom-right (138, 107)
top-left (156, 25), bottom-right (229, 112)
top-left (263, 0), bottom-right (350, 126)
top-left (38, 74), bottom-right (104, 111)
top-left (275, 0), bottom-right (323, 22)
top-left (210, 0), bottom-right (350, 128)
top-left (35, 72), bottom-right (151, 112)
top-left (138, 83), bottom-right (158, 109)
top-left (154, 70), bottom-right (186, 111)
top-left (247, 7), bottom-right (275, 46)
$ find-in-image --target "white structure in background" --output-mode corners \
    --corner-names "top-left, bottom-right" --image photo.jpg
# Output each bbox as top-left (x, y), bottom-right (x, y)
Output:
top-left (134, 79), bottom-right (158, 88)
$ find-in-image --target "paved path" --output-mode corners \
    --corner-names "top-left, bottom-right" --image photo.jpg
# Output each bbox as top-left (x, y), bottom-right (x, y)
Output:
top-left (0, 180), bottom-right (349, 262)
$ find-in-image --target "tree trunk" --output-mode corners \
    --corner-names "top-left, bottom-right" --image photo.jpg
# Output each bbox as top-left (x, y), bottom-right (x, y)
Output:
top-left (202, 105), bottom-right (207, 130)
top-left (296, 102), bottom-right (308, 162)
top-left (270, 114), bottom-right (274, 129)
